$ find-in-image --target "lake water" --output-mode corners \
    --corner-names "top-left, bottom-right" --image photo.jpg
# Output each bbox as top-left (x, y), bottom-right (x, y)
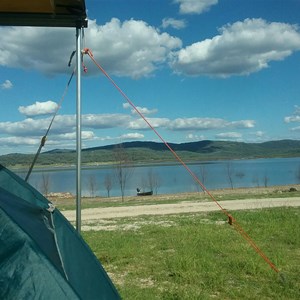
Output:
top-left (22, 157), bottom-right (300, 197)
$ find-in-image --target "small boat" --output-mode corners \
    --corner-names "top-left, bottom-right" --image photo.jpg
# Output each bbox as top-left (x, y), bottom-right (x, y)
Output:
top-left (136, 188), bottom-right (153, 196)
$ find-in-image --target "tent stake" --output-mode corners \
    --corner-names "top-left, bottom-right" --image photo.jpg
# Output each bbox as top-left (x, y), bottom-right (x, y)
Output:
top-left (76, 27), bottom-right (82, 234)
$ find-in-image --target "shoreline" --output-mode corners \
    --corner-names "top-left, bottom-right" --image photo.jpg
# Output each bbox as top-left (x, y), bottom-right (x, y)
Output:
top-left (48, 184), bottom-right (300, 204)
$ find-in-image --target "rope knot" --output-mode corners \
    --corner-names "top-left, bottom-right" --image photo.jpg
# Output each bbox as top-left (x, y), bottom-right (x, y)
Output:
top-left (82, 48), bottom-right (93, 57)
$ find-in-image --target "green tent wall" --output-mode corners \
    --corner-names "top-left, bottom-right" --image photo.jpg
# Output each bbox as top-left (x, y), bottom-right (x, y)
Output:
top-left (0, 165), bottom-right (121, 299)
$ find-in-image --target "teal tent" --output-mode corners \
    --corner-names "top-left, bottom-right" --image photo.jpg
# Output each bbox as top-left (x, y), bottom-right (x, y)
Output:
top-left (0, 165), bottom-right (121, 299)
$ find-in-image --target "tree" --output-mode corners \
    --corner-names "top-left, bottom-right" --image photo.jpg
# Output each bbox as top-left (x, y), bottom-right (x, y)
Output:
top-left (252, 174), bottom-right (260, 187)
top-left (197, 164), bottom-right (208, 192)
top-left (147, 169), bottom-right (161, 195)
top-left (263, 174), bottom-right (269, 187)
top-left (113, 144), bottom-right (134, 201)
top-left (87, 174), bottom-right (97, 197)
top-left (295, 164), bottom-right (300, 184)
top-left (104, 173), bottom-right (113, 197)
top-left (225, 162), bottom-right (234, 189)
top-left (41, 173), bottom-right (50, 196)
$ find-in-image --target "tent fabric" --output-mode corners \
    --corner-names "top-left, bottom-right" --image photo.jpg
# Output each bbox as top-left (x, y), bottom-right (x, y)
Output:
top-left (0, 165), bottom-right (121, 299)
top-left (0, 0), bottom-right (87, 27)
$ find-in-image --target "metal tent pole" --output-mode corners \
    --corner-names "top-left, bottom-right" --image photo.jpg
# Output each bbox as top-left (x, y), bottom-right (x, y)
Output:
top-left (76, 27), bottom-right (82, 233)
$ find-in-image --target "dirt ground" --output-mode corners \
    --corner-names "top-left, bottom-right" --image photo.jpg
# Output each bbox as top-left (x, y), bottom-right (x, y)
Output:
top-left (60, 185), bottom-right (300, 226)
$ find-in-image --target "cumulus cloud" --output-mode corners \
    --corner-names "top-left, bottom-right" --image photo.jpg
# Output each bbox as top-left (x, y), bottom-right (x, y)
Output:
top-left (162, 18), bottom-right (187, 29)
top-left (0, 18), bottom-right (181, 78)
top-left (186, 133), bottom-right (205, 140)
top-left (0, 112), bottom-right (255, 139)
top-left (285, 115), bottom-right (300, 123)
top-left (123, 103), bottom-right (158, 115)
top-left (175, 0), bottom-right (218, 14)
top-left (1, 17), bottom-right (298, 80)
top-left (215, 132), bottom-right (242, 139)
top-left (82, 113), bottom-right (132, 129)
top-left (120, 133), bottom-right (145, 140)
top-left (167, 117), bottom-right (255, 130)
top-left (0, 136), bottom-right (39, 146)
top-left (171, 18), bottom-right (300, 77)
top-left (290, 126), bottom-right (300, 132)
top-left (55, 131), bottom-right (95, 140)
top-left (168, 117), bottom-right (226, 130)
top-left (284, 105), bottom-right (300, 123)
top-left (18, 101), bottom-right (58, 117)
top-left (1, 79), bottom-right (13, 89)
top-left (86, 18), bottom-right (181, 78)
top-left (128, 117), bottom-right (170, 130)
top-left (253, 131), bottom-right (264, 137)
top-left (0, 118), bottom-right (53, 136)
top-left (0, 26), bottom-right (74, 74)
top-left (231, 120), bottom-right (255, 128)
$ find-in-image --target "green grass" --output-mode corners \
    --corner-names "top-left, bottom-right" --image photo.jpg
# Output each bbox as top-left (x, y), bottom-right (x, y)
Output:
top-left (53, 186), bottom-right (300, 211)
top-left (83, 207), bottom-right (300, 299)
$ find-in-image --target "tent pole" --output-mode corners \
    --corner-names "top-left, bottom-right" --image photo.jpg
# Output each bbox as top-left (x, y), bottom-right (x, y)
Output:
top-left (76, 27), bottom-right (82, 234)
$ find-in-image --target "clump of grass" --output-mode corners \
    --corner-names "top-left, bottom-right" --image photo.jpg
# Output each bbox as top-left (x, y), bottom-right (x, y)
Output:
top-left (83, 207), bottom-right (300, 299)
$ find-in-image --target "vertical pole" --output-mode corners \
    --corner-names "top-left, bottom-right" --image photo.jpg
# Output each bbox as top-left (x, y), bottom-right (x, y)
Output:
top-left (76, 27), bottom-right (82, 234)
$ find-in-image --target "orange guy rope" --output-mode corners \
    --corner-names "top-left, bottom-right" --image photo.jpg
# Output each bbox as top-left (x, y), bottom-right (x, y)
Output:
top-left (83, 48), bottom-right (280, 274)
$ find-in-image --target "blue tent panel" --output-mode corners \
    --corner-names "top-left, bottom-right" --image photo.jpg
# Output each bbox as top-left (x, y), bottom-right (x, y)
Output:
top-left (0, 165), bottom-right (121, 299)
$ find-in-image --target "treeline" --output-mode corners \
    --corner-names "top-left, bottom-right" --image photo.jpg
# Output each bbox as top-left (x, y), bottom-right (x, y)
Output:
top-left (1, 139), bottom-right (300, 168)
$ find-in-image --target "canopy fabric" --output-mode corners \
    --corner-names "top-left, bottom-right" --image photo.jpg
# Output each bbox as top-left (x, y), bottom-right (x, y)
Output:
top-left (0, 0), bottom-right (87, 27)
top-left (0, 165), bottom-right (120, 299)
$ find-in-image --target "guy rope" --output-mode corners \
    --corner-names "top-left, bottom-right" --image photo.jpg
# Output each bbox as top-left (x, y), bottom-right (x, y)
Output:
top-left (82, 47), bottom-right (280, 274)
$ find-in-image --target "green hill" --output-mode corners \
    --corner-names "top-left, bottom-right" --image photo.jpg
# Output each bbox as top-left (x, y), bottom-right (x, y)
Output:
top-left (1, 139), bottom-right (300, 168)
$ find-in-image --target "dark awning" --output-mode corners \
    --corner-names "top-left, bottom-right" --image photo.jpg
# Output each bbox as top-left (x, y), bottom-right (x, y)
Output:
top-left (0, 0), bottom-right (87, 28)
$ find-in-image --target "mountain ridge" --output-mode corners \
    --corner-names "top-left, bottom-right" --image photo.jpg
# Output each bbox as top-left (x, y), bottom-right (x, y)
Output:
top-left (1, 139), bottom-right (300, 168)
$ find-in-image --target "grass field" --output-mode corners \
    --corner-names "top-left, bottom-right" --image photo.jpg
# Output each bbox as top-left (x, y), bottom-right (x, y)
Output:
top-left (82, 206), bottom-right (300, 299)
top-left (52, 184), bottom-right (300, 211)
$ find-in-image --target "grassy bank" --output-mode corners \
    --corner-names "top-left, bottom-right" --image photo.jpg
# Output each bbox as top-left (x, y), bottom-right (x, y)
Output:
top-left (83, 207), bottom-right (300, 299)
top-left (52, 185), bottom-right (300, 211)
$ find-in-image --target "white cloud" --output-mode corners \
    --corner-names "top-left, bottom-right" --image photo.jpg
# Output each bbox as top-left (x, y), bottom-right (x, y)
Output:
top-left (0, 118), bottom-right (53, 136)
top-left (86, 18), bottom-right (182, 78)
top-left (18, 101), bottom-right (58, 117)
top-left (55, 131), bottom-right (95, 140)
top-left (0, 26), bottom-right (74, 74)
top-left (128, 117), bottom-right (170, 130)
top-left (231, 120), bottom-right (255, 128)
top-left (120, 133), bottom-right (145, 140)
top-left (0, 112), bottom-right (255, 141)
top-left (175, 0), bottom-right (218, 14)
top-left (82, 113), bottom-right (131, 129)
top-left (254, 131), bottom-right (264, 137)
top-left (162, 18), bottom-right (187, 29)
top-left (215, 132), bottom-right (242, 139)
top-left (0, 18), bottom-right (181, 78)
top-left (1, 79), bottom-right (13, 89)
top-left (186, 133), bottom-right (205, 140)
top-left (171, 18), bottom-right (300, 77)
top-left (123, 102), bottom-right (158, 115)
top-left (168, 117), bottom-right (226, 130)
top-left (0, 136), bottom-right (39, 145)
top-left (167, 117), bottom-right (255, 130)
top-left (285, 115), bottom-right (300, 123)
top-left (284, 105), bottom-right (300, 123)
top-left (290, 126), bottom-right (300, 131)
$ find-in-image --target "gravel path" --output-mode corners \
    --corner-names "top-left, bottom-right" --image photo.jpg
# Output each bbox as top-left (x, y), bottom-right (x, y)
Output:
top-left (61, 197), bottom-right (300, 222)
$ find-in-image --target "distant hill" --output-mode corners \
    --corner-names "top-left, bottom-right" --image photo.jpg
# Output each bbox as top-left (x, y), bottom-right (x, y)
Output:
top-left (1, 139), bottom-right (300, 168)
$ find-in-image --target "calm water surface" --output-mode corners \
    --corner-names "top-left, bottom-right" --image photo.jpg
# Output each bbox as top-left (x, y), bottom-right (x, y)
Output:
top-left (23, 157), bottom-right (300, 197)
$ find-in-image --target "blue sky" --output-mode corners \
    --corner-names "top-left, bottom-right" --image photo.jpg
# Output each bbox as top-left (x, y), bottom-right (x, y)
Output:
top-left (1, 0), bottom-right (300, 155)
